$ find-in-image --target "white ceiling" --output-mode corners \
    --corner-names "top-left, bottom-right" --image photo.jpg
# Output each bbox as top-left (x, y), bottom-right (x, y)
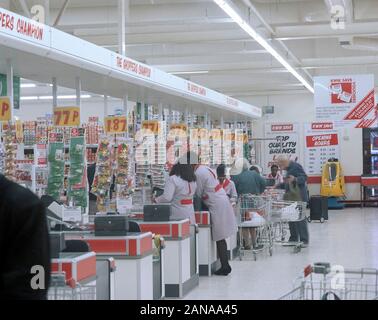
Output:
top-left (4, 0), bottom-right (378, 99)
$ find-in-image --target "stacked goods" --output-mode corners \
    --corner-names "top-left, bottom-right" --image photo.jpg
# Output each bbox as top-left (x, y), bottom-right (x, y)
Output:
top-left (2, 125), bottom-right (17, 181)
top-left (67, 135), bottom-right (87, 209)
top-left (23, 121), bottom-right (36, 145)
top-left (115, 139), bottom-right (135, 213)
top-left (84, 121), bottom-right (100, 145)
top-left (36, 120), bottom-right (49, 144)
top-left (150, 164), bottom-right (166, 189)
top-left (0, 143), bottom-right (4, 173)
top-left (47, 141), bottom-right (65, 201)
top-left (86, 147), bottom-right (97, 164)
top-left (91, 136), bottom-right (113, 212)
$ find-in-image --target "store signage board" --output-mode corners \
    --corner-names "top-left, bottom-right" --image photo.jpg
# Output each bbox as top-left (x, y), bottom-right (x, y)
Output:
top-left (170, 123), bottom-right (188, 132)
top-left (0, 96), bottom-right (11, 121)
top-left (0, 8), bottom-right (49, 47)
top-left (304, 122), bottom-right (340, 175)
top-left (0, 7), bottom-right (261, 119)
top-left (314, 74), bottom-right (376, 128)
top-left (53, 107), bottom-right (80, 127)
top-left (104, 116), bottom-right (127, 133)
top-left (264, 122), bottom-right (300, 174)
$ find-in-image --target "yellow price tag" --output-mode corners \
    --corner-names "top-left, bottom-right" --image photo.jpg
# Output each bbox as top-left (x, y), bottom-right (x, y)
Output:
top-left (0, 97), bottom-right (11, 122)
top-left (53, 107), bottom-right (80, 126)
top-left (104, 116), bottom-right (127, 133)
top-left (142, 120), bottom-right (160, 134)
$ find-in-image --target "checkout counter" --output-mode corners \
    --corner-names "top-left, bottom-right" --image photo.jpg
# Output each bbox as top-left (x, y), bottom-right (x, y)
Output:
top-left (131, 214), bottom-right (199, 298)
top-left (195, 211), bottom-right (238, 276)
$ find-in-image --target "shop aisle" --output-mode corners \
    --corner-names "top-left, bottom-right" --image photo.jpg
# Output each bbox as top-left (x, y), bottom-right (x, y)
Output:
top-left (183, 208), bottom-right (378, 300)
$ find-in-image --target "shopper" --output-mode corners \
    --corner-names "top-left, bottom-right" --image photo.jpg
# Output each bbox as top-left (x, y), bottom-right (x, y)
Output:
top-left (249, 165), bottom-right (261, 174)
top-left (276, 156), bottom-right (309, 247)
top-left (0, 174), bottom-right (50, 299)
top-left (267, 164), bottom-right (284, 186)
top-left (231, 159), bottom-right (266, 250)
top-left (153, 159), bottom-right (197, 224)
top-left (190, 153), bottom-right (236, 276)
top-left (216, 164), bottom-right (238, 206)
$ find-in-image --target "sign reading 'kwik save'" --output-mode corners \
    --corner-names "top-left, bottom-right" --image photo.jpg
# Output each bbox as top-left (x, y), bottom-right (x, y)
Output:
top-left (314, 74), bottom-right (377, 128)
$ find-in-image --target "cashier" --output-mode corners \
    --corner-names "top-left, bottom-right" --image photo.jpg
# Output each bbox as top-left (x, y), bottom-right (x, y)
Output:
top-left (153, 159), bottom-right (197, 224)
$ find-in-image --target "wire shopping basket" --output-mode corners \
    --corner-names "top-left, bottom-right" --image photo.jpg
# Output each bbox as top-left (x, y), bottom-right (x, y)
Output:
top-left (48, 272), bottom-right (97, 300)
top-left (279, 263), bottom-right (378, 300)
top-left (237, 194), bottom-right (273, 260)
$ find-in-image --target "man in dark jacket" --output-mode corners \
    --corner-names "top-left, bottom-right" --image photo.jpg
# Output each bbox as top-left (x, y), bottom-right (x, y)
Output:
top-left (276, 156), bottom-right (309, 246)
top-left (0, 174), bottom-right (50, 299)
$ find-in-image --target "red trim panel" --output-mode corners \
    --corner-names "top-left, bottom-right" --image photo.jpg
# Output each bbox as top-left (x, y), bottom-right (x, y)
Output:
top-left (140, 224), bottom-right (171, 236)
top-left (128, 239), bottom-right (137, 256)
top-left (85, 239), bottom-right (127, 254)
top-left (140, 236), bottom-right (153, 254)
top-left (76, 255), bottom-right (96, 282)
top-left (172, 224), bottom-right (179, 238)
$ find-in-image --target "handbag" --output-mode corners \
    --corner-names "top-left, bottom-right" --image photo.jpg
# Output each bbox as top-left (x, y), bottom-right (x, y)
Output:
top-left (283, 181), bottom-right (303, 202)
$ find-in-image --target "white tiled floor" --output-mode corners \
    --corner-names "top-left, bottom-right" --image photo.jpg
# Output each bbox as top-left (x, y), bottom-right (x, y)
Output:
top-left (184, 208), bottom-right (378, 300)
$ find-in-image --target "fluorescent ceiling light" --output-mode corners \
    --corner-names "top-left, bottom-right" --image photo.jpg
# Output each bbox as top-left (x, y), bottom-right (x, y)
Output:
top-left (21, 95), bottom-right (92, 101)
top-left (213, 0), bottom-right (314, 93)
top-left (21, 83), bottom-right (37, 88)
top-left (20, 96), bottom-right (39, 100)
top-left (170, 71), bottom-right (209, 75)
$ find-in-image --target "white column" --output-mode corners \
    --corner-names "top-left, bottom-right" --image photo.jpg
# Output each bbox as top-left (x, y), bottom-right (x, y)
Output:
top-left (118, 0), bottom-right (129, 55)
top-left (168, 106), bottom-right (172, 126)
top-left (75, 77), bottom-right (81, 124)
top-left (208, 113), bottom-right (212, 130)
top-left (104, 95), bottom-right (108, 117)
top-left (6, 59), bottom-right (13, 119)
top-left (204, 112), bottom-right (209, 130)
top-left (44, 0), bottom-right (50, 25)
top-left (220, 114), bottom-right (224, 129)
top-left (141, 101), bottom-right (145, 122)
top-left (185, 107), bottom-right (189, 126)
top-left (123, 94), bottom-right (128, 137)
top-left (52, 77), bottom-right (57, 108)
top-left (158, 103), bottom-right (163, 121)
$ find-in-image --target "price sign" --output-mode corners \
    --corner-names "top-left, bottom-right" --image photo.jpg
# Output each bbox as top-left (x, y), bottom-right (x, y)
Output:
top-left (170, 123), bottom-right (187, 132)
top-left (53, 107), bottom-right (80, 126)
top-left (104, 116), bottom-right (127, 133)
top-left (142, 120), bottom-right (160, 134)
top-left (15, 120), bottom-right (23, 142)
top-left (211, 129), bottom-right (222, 140)
top-left (0, 96), bottom-right (11, 121)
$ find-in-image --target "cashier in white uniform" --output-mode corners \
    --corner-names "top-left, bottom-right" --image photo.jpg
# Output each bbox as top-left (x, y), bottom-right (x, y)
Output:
top-left (216, 164), bottom-right (238, 207)
top-left (153, 160), bottom-right (197, 224)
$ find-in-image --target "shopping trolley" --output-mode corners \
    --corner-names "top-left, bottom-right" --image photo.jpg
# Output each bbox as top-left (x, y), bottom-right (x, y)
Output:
top-left (269, 199), bottom-right (307, 253)
top-left (237, 194), bottom-right (273, 261)
top-left (279, 263), bottom-right (378, 300)
top-left (48, 272), bottom-right (97, 300)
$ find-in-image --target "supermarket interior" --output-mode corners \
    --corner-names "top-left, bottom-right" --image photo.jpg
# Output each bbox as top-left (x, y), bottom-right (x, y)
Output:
top-left (1, 0), bottom-right (378, 302)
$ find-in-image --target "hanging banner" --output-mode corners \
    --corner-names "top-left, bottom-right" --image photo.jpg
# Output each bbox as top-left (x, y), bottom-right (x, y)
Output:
top-left (0, 96), bottom-right (11, 121)
top-left (0, 74), bottom-right (21, 110)
top-left (314, 74), bottom-right (376, 128)
top-left (304, 122), bottom-right (340, 175)
top-left (53, 106), bottom-right (80, 126)
top-left (264, 123), bottom-right (300, 173)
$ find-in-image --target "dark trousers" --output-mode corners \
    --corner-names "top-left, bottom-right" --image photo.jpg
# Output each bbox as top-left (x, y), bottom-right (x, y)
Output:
top-left (216, 239), bottom-right (230, 269)
top-left (289, 220), bottom-right (309, 243)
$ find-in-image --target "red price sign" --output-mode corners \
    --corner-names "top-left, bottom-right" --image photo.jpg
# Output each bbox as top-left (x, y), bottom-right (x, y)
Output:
top-left (105, 116), bottom-right (127, 133)
top-left (53, 107), bottom-right (80, 126)
top-left (142, 120), bottom-right (160, 134)
top-left (0, 97), bottom-right (11, 122)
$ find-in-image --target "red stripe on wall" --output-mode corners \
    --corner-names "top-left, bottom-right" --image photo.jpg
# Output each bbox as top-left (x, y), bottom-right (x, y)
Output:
top-left (307, 176), bottom-right (361, 184)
